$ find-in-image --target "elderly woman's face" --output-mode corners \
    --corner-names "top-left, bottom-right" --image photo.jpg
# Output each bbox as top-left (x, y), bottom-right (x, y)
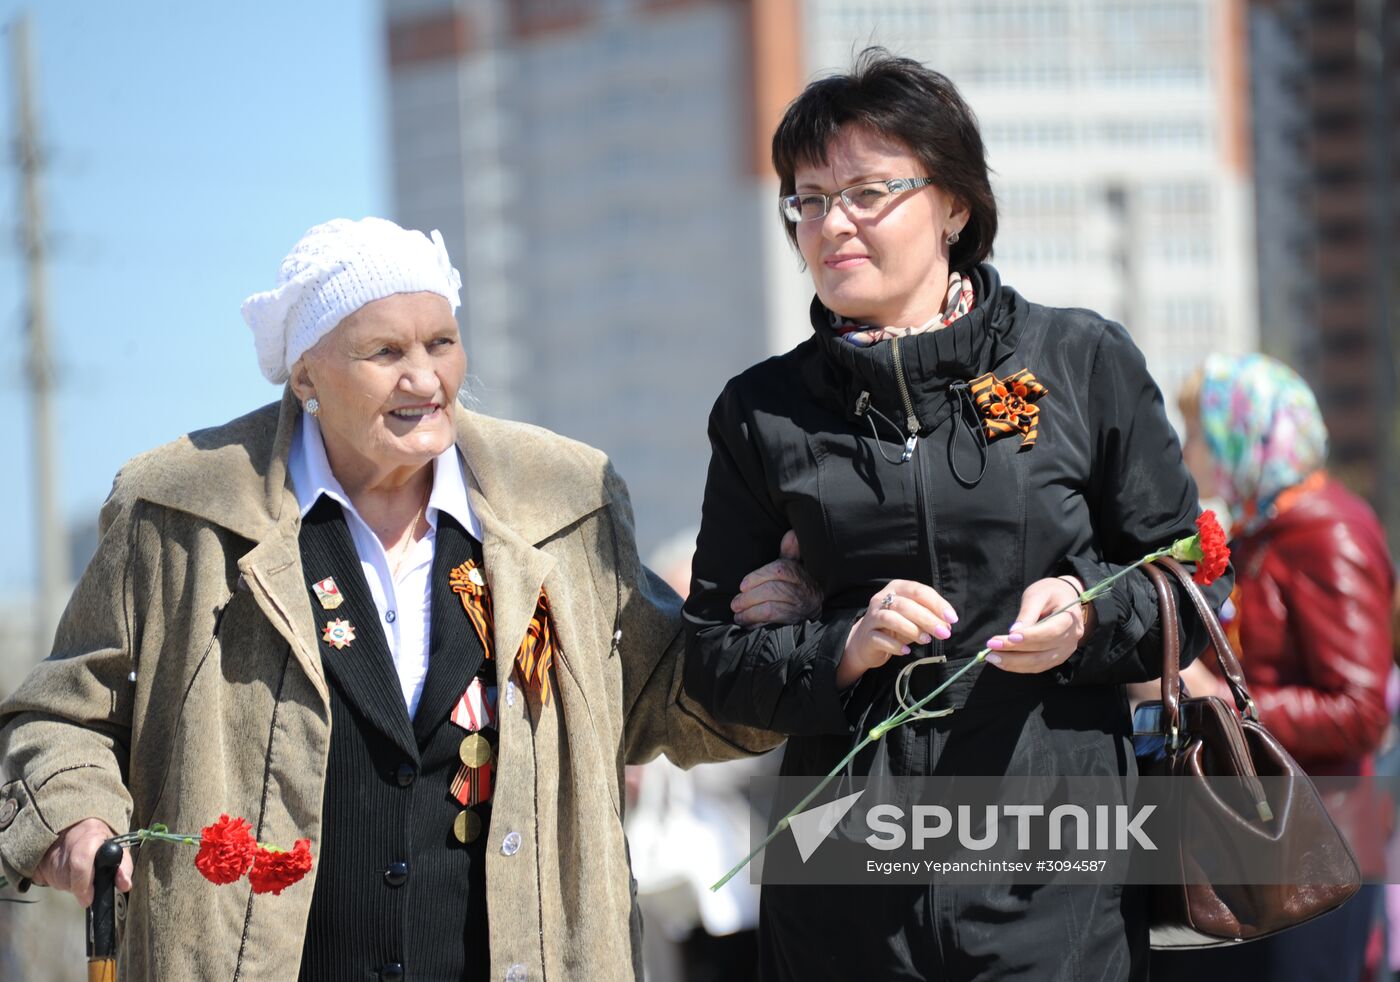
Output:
top-left (794, 124), bottom-right (967, 326)
top-left (295, 292), bottom-right (466, 477)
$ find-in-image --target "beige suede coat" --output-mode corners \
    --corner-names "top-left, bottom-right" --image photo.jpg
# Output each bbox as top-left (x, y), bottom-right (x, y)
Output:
top-left (0, 391), bottom-right (777, 981)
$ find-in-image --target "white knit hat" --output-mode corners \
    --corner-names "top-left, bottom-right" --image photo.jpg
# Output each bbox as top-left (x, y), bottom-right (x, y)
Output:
top-left (241, 217), bottom-right (463, 384)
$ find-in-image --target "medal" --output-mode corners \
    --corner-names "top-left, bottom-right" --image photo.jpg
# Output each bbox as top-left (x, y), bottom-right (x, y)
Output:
top-left (453, 808), bottom-right (482, 844)
top-left (321, 618), bottom-right (356, 650)
top-left (312, 577), bottom-right (344, 610)
top-left (459, 733), bottom-right (493, 768)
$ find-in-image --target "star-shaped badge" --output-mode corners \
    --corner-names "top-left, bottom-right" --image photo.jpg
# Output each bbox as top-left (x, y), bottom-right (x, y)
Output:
top-left (322, 618), bottom-right (356, 650)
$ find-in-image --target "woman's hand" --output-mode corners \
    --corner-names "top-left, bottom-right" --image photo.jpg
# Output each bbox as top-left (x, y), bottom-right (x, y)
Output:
top-left (838, 581), bottom-right (958, 689)
top-left (984, 575), bottom-right (1095, 674)
top-left (732, 531), bottom-right (823, 627)
top-left (31, 817), bottom-right (133, 908)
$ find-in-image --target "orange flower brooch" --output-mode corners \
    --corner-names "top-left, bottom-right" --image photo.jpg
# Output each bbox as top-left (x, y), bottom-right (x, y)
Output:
top-left (968, 369), bottom-right (1048, 448)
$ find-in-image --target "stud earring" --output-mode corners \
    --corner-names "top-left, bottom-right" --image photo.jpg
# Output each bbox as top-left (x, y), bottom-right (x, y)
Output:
top-left (946, 230), bottom-right (960, 246)
top-left (305, 397), bottom-right (320, 416)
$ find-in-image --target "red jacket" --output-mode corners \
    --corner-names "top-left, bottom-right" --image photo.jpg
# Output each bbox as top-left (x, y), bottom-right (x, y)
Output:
top-left (1232, 476), bottom-right (1393, 775)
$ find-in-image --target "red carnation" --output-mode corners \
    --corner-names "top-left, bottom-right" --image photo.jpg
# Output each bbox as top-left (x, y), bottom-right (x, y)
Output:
top-left (194, 814), bottom-right (257, 886)
top-left (1192, 510), bottom-right (1230, 586)
top-left (248, 839), bottom-right (314, 895)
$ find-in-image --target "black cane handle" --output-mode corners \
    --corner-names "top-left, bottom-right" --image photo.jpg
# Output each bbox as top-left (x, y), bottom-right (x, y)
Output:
top-left (86, 839), bottom-right (124, 961)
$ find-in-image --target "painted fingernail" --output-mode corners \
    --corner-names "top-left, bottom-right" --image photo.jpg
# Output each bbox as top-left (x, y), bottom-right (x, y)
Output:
top-left (901, 645), bottom-right (911, 655)
top-left (1008, 632), bottom-right (1025, 644)
top-left (918, 633), bottom-right (933, 644)
top-left (986, 652), bottom-right (1003, 666)
top-left (1009, 622), bottom-right (1023, 632)
top-left (933, 625), bottom-right (951, 640)
top-left (986, 638), bottom-right (1004, 650)
top-left (946, 609), bottom-right (959, 624)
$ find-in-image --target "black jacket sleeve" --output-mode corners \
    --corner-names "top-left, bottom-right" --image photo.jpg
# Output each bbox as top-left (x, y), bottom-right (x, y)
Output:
top-left (682, 384), bottom-right (859, 737)
top-left (1059, 321), bottom-right (1233, 684)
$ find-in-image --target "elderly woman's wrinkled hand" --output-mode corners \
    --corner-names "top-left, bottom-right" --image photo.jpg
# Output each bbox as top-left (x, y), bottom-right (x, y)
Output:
top-left (732, 530), bottom-right (823, 627)
top-left (32, 817), bottom-right (133, 909)
top-left (984, 575), bottom-right (1095, 674)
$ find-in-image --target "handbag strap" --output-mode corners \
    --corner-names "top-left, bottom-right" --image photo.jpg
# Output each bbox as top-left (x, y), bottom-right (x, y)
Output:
top-left (1148, 557), bottom-right (1274, 819)
top-left (1154, 555), bottom-right (1258, 721)
top-left (1142, 561), bottom-right (1183, 734)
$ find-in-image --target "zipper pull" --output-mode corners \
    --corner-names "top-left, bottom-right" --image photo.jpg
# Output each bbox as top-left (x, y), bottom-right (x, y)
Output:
top-left (901, 430), bottom-right (919, 462)
top-left (854, 391), bottom-right (871, 417)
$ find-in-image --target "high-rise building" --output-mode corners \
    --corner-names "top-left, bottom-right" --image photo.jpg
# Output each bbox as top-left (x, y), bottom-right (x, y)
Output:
top-left (384, 0), bottom-right (1259, 552)
top-left (386, 0), bottom-right (807, 554)
top-left (1248, 0), bottom-right (1396, 529)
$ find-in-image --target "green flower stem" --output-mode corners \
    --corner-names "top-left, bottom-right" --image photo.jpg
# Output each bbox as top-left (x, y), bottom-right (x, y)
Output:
top-left (710, 549), bottom-right (1174, 892)
top-left (111, 829), bottom-right (201, 848)
top-left (709, 716), bottom-right (885, 892)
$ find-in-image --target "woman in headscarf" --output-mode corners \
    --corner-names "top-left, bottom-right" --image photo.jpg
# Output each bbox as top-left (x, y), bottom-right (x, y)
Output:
top-left (0, 217), bottom-right (810, 980)
top-left (682, 50), bottom-right (1229, 981)
top-left (1153, 352), bottom-right (1392, 982)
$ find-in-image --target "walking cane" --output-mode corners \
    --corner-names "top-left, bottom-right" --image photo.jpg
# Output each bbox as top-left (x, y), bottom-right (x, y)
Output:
top-left (86, 840), bottom-right (123, 982)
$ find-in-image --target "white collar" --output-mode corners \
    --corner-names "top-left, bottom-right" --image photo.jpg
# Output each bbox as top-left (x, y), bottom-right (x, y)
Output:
top-left (289, 413), bottom-right (482, 541)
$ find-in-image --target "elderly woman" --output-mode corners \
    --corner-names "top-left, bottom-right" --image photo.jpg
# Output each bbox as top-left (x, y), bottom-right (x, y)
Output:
top-left (1151, 353), bottom-right (1392, 982)
top-left (683, 51), bottom-right (1230, 981)
top-left (0, 218), bottom-right (806, 980)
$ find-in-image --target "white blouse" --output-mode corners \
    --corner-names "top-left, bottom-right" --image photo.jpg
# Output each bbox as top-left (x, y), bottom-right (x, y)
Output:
top-left (288, 415), bottom-right (482, 716)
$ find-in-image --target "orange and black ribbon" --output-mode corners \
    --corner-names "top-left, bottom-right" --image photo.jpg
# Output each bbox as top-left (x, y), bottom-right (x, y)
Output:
top-left (449, 560), bottom-right (494, 656)
top-left (449, 559), bottom-right (557, 706)
top-left (968, 369), bottom-right (1048, 448)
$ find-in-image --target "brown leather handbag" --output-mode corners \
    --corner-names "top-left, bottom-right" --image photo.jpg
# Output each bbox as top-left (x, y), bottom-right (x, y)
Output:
top-left (1134, 556), bottom-right (1361, 948)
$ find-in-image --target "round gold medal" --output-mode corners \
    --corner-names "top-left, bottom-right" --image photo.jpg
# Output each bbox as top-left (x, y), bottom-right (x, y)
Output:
top-left (459, 733), bottom-right (493, 768)
top-left (453, 808), bottom-right (482, 844)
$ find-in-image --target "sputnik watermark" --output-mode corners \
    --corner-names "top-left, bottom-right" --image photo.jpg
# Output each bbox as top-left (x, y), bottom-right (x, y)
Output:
top-left (784, 791), bottom-right (1154, 863)
top-left (747, 775), bottom-right (1369, 886)
top-left (863, 803), bottom-right (1156, 853)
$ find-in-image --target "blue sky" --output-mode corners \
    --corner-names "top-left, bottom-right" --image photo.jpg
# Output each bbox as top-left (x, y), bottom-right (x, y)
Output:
top-left (0, 1), bottom-right (384, 593)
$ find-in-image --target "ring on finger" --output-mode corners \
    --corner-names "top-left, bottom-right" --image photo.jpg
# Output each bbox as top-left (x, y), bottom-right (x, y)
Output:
top-left (880, 592), bottom-right (896, 611)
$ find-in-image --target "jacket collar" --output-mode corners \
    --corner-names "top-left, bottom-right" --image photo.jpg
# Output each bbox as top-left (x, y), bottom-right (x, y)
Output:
top-left (128, 391), bottom-right (614, 704)
top-left (452, 408), bottom-right (612, 543)
top-left (132, 388), bottom-right (300, 544)
top-left (810, 263), bottom-right (1029, 427)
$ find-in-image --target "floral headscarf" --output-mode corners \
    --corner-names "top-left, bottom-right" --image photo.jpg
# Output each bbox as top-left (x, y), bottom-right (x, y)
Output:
top-left (1197, 353), bottom-right (1328, 533)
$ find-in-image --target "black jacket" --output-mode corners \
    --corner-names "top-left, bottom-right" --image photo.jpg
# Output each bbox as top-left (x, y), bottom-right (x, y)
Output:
top-left (681, 265), bottom-right (1230, 980)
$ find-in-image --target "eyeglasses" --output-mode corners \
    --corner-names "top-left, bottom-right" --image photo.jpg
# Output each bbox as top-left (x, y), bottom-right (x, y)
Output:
top-left (780, 178), bottom-right (935, 224)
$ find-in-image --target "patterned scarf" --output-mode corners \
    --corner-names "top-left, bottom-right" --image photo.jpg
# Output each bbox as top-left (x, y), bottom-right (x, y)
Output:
top-left (832, 271), bottom-right (976, 346)
top-left (1197, 353), bottom-right (1329, 534)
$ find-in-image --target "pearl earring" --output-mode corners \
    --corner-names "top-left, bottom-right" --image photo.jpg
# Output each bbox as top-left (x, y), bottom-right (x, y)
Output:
top-left (946, 230), bottom-right (960, 246)
top-left (305, 397), bottom-right (320, 416)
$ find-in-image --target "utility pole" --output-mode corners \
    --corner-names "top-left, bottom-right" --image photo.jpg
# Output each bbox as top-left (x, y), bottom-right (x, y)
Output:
top-left (13, 14), bottom-right (68, 661)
